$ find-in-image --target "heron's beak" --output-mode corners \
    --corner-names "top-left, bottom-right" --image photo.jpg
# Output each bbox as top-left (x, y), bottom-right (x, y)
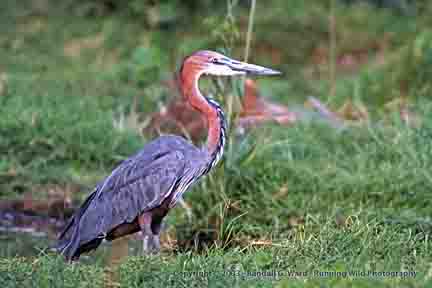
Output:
top-left (228, 59), bottom-right (281, 76)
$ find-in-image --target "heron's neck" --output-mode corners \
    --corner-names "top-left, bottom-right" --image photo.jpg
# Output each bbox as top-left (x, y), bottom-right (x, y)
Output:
top-left (180, 73), bottom-right (226, 168)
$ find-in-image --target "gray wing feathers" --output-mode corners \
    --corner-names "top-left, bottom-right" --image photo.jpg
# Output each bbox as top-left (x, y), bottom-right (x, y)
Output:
top-left (76, 150), bottom-right (186, 245)
top-left (57, 138), bottom-right (191, 259)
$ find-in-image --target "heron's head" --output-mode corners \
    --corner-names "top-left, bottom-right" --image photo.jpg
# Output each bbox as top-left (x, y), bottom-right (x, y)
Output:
top-left (182, 50), bottom-right (281, 78)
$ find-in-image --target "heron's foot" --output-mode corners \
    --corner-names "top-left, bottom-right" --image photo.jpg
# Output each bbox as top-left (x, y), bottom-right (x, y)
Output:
top-left (142, 234), bottom-right (160, 255)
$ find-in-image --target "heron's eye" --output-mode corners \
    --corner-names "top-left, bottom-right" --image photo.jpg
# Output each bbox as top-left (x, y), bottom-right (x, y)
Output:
top-left (211, 58), bottom-right (218, 64)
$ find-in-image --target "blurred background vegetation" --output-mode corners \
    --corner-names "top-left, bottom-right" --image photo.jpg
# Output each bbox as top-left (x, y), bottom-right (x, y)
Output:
top-left (1, 0), bottom-right (432, 287)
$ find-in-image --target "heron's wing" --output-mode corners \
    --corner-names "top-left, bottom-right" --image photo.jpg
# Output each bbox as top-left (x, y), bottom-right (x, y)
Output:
top-left (103, 149), bottom-right (186, 226)
top-left (57, 148), bottom-right (188, 256)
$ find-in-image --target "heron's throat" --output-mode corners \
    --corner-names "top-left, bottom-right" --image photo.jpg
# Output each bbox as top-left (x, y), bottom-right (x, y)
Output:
top-left (180, 74), bottom-right (226, 167)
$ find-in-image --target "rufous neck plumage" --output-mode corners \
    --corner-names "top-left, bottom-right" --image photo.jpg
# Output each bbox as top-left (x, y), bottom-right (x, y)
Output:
top-left (179, 65), bottom-right (226, 168)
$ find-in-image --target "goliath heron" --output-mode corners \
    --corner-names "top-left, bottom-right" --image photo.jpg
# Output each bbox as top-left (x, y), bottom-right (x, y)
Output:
top-left (56, 50), bottom-right (280, 261)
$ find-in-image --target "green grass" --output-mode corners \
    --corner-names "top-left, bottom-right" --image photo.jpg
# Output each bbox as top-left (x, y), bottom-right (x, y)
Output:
top-left (1, 0), bottom-right (432, 287)
top-left (0, 249), bottom-right (430, 287)
top-left (0, 256), bottom-right (105, 288)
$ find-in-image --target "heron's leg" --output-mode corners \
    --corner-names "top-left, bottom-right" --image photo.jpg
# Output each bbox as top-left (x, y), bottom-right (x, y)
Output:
top-left (142, 235), bottom-right (150, 253)
top-left (144, 235), bottom-right (160, 253)
top-left (138, 212), bottom-right (159, 254)
top-left (148, 218), bottom-right (164, 252)
top-left (149, 234), bottom-right (160, 251)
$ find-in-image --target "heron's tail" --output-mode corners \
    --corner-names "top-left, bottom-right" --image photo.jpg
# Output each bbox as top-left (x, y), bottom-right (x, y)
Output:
top-left (56, 221), bottom-right (82, 261)
top-left (56, 189), bottom-right (99, 261)
top-left (56, 220), bottom-right (104, 261)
